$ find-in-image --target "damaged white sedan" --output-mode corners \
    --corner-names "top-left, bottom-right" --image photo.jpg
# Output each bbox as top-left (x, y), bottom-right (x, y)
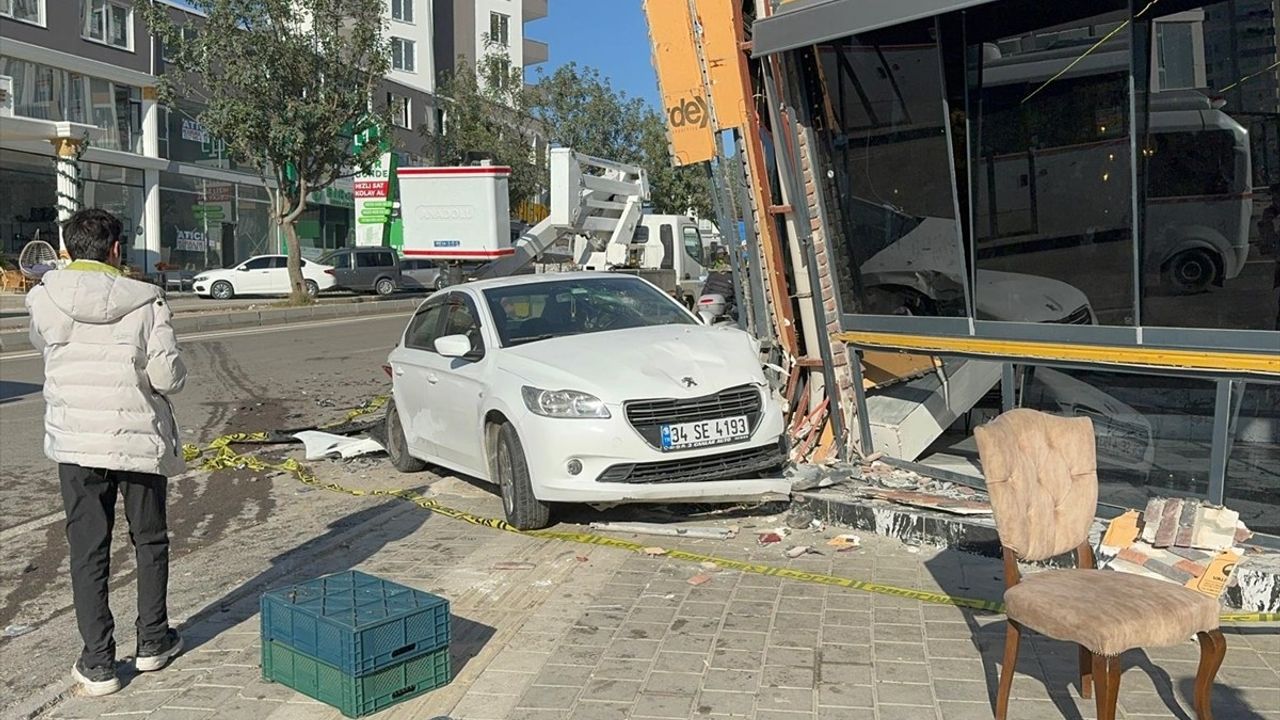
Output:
top-left (384, 273), bottom-right (789, 529)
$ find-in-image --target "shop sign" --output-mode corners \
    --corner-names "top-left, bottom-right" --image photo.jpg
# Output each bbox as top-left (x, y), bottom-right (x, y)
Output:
top-left (354, 151), bottom-right (397, 246)
top-left (307, 186), bottom-right (355, 208)
top-left (181, 118), bottom-right (210, 144)
top-left (175, 229), bottom-right (209, 252)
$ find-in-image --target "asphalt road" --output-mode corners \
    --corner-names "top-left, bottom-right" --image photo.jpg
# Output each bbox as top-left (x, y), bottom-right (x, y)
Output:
top-left (0, 312), bottom-right (417, 713)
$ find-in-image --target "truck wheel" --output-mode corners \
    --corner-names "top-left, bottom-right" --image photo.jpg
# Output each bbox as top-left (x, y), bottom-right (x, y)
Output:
top-left (1165, 249), bottom-right (1218, 294)
top-left (493, 422), bottom-right (551, 530)
top-left (375, 277), bottom-right (396, 296)
top-left (386, 399), bottom-right (427, 473)
top-left (211, 281), bottom-right (234, 300)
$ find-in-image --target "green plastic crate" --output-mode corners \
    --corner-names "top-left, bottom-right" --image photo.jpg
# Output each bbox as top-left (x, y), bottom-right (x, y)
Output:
top-left (262, 639), bottom-right (450, 717)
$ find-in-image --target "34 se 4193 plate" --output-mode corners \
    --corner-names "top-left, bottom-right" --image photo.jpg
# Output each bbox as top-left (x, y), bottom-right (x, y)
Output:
top-left (660, 416), bottom-right (749, 451)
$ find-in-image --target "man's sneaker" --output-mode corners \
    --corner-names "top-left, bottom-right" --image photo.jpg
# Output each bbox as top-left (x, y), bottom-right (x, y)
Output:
top-left (72, 659), bottom-right (121, 697)
top-left (135, 629), bottom-right (183, 672)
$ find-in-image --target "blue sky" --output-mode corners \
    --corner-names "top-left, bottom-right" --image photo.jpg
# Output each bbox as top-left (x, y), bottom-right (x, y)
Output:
top-left (524, 0), bottom-right (660, 108)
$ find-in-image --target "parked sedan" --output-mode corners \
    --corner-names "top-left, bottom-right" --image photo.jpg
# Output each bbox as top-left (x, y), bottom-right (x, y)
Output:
top-left (193, 255), bottom-right (336, 299)
top-left (384, 273), bottom-right (789, 529)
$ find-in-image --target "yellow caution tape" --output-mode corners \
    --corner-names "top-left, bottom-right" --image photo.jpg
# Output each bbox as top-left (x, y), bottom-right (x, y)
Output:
top-left (182, 399), bottom-right (1280, 625)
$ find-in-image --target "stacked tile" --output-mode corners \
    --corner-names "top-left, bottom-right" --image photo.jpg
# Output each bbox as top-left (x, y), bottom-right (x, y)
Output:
top-left (1137, 497), bottom-right (1242, 552)
top-left (259, 571), bottom-right (452, 718)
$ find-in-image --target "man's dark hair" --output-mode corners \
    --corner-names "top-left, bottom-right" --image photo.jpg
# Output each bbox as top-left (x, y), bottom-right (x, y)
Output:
top-left (62, 208), bottom-right (122, 262)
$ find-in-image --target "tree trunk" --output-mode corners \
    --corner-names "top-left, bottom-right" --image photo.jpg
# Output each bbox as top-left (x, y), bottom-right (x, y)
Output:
top-left (283, 220), bottom-right (309, 304)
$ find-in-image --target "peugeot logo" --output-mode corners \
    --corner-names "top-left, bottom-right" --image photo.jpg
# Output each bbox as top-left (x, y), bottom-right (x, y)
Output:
top-left (681, 377), bottom-right (697, 388)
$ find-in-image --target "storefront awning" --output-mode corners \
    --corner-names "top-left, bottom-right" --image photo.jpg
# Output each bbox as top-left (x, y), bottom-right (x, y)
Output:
top-left (752, 0), bottom-right (997, 56)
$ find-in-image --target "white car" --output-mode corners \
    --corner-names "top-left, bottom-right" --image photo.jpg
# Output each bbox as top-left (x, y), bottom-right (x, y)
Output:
top-left (384, 273), bottom-right (789, 529)
top-left (193, 255), bottom-right (336, 300)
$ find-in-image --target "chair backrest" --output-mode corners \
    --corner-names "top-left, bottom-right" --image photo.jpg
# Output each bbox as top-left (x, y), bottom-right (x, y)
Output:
top-left (974, 408), bottom-right (1099, 562)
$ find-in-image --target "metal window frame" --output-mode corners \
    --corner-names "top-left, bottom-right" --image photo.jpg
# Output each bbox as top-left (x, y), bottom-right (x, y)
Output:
top-left (789, 2), bottom-right (1280, 357)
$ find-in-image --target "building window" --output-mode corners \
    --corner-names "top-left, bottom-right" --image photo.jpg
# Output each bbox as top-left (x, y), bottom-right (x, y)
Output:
top-left (391, 0), bottom-right (412, 23)
top-left (0, 0), bottom-right (44, 25)
top-left (391, 37), bottom-right (416, 72)
top-left (0, 57), bottom-right (141, 153)
top-left (490, 12), bottom-right (510, 47)
top-left (82, 0), bottom-right (132, 50)
top-left (388, 92), bottom-right (411, 128)
top-left (162, 26), bottom-right (200, 63)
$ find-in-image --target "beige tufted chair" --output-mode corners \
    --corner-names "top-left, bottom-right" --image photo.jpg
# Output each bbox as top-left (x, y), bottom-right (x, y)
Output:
top-left (974, 409), bottom-right (1225, 720)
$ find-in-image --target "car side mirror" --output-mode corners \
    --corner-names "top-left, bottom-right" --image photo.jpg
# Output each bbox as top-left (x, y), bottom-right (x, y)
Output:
top-left (435, 334), bottom-right (473, 358)
top-left (237, 266), bottom-right (249, 272)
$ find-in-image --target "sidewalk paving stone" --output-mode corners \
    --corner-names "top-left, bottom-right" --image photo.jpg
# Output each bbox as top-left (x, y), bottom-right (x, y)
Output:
top-left (33, 472), bottom-right (1280, 720)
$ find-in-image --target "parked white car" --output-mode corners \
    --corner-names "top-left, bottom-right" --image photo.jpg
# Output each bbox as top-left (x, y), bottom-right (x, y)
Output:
top-left (193, 255), bottom-right (336, 299)
top-left (384, 273), bottom-right (789, 529)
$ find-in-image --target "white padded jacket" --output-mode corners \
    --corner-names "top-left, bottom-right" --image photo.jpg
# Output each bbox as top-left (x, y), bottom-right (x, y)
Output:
top-left (27, 261), bottom-right (187, 476)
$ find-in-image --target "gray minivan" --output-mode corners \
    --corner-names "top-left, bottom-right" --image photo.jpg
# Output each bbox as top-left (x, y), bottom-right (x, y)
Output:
top-left (319, 247), bottom-right (402, 296)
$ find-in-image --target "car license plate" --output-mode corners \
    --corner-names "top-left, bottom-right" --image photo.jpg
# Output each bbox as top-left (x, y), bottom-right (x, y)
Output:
top-left (660, 416), bottom-right (749, 451)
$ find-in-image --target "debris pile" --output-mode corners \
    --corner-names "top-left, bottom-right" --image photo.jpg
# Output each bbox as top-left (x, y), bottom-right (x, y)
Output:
top-left (788, 458), bottom-right (993, 516)
top-left (1099, 497), bottom-right (1253, 599)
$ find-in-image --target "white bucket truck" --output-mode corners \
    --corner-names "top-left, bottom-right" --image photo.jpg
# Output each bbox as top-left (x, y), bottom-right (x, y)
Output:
top-left (395, 149), bottom-right (710, 300)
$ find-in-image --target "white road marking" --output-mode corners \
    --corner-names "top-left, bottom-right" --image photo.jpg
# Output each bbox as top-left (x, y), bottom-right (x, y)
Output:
top-left (0, 312), bottom-right (410, 363)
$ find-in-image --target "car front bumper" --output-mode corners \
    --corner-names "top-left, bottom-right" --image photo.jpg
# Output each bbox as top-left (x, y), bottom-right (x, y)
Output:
top-left (512, 391), bottom-right (790, 504)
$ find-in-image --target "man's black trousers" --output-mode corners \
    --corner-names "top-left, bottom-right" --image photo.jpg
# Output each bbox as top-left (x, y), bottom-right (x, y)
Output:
top-left (59, 464), bottom-right (170, 668)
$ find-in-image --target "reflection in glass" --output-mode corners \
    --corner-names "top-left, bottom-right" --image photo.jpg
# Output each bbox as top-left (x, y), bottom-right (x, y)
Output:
top-left (0, 149), bottom-right (57, 255)
top-left (1226, 382), bottom-right (1280, 536)
top-left (967, 3), bottom-right (1136, 325)
top-left (1019, 367), bottom-right (1217, 508)
top-left (801, 21), bottom-right (970, 319)
top-left (1137, 0), bottom-right (1279, 331)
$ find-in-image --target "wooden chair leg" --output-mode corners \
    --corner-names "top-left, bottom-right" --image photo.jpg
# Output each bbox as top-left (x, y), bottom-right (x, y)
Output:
top-left (1091, 653), bottom-right (1123, 720)
top-left (1079, 644), bottom-right (1093, 699)
top-left (1195, 630), bottom-right (1227, 720)
top-left (995, 620), bottom-right (1021, 720)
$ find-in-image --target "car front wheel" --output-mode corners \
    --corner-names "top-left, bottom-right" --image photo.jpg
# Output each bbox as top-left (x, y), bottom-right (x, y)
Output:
top-left (210, 280), bottom-right (234, 300)
top-left (385, 398), bottom-right (427, 473)
top-left (493, 422), bottom-right (551, 530)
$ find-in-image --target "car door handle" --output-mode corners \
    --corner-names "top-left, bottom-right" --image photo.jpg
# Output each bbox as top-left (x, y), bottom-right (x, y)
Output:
top-left (426, 373), bottom-right (439, 384)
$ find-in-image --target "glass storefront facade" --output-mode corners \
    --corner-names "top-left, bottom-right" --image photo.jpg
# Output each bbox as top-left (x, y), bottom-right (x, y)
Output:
top-left (782, 0), bottom-right (1279, 535)
top-left (158, 172), bottom-right (282, 272)
top-left (0, 148), bottom-right (142, 261)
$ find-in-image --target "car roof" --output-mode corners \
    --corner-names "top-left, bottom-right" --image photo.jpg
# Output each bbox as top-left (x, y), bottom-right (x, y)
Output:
top-left (460, 272), bottom-right (642, 294)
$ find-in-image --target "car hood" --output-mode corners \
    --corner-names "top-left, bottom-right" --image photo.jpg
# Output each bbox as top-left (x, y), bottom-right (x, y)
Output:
top-left (498, 324), bottom-right (766, 402)
top-left (974, 270), bottom-right (1091, 323)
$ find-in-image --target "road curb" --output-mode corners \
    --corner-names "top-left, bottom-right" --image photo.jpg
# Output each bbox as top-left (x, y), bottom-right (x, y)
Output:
top-left (0, 298), bottom-right (422, 354)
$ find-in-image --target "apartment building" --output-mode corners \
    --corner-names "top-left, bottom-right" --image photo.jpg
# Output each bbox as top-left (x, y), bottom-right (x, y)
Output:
top-left (433, 0), bottom-right (548, 86)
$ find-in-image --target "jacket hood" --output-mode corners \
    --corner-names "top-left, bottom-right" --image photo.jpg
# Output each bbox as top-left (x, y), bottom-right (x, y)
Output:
top-left (39, 266), bottom-right (161, 324)
top-left (498, 324), bottom-right (767, 402)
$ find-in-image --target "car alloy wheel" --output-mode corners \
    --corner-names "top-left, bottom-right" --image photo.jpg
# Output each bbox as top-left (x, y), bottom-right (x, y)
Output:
top-left (493, 422), bottom-right (551, 530)
top-left (305, 280), bottom-right (319, 298)
top-left (496, 437), bottom-right (516, 517)
top-left (210, 281), bottom-right (233, 300)
top-left (376, 278), bottom-right (395, 296)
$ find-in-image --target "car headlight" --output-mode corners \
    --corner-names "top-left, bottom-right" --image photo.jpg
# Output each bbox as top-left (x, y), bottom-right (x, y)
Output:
top-left (193, 275), bottom-right (208, 283)
top-left (521, 387), bottom-right (610, 419)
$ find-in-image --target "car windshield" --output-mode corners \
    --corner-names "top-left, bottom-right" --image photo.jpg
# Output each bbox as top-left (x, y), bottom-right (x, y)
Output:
top-left (483, 276), bottom-right (696, 347)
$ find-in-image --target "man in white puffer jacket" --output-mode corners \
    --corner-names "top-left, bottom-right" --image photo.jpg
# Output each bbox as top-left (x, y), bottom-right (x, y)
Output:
top-left (28, 209), bottom-right (187, 697)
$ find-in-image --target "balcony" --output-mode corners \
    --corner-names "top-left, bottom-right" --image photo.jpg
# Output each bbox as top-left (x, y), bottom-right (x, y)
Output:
top-left (523, 0), bottom-right (547, 22)
top-left (523, 37), bottom-right (549, 66)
